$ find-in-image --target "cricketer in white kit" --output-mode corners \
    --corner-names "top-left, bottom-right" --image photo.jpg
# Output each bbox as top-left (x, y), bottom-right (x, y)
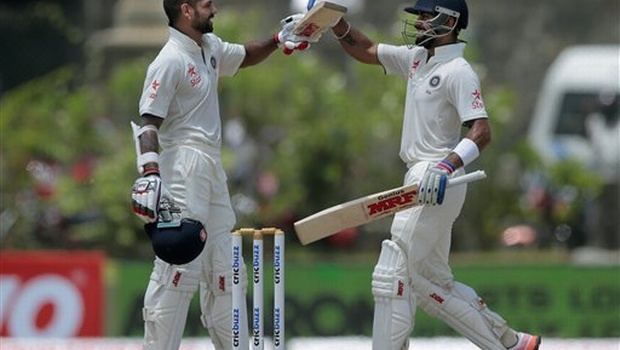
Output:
top-left (329, 0), bottom-right (542, 349)
top-left (129, 1), bottom-right (312, 349)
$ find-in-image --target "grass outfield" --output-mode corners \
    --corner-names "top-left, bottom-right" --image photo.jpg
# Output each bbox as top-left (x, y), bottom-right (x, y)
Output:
top-left (2, 337), bottom-right (619, 350)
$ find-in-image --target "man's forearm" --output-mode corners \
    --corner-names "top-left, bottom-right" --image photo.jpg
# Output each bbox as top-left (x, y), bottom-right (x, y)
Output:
top-left (241, 38), bottom-right (279, 68)
top-left (332, 18), bottom-right (379, 65)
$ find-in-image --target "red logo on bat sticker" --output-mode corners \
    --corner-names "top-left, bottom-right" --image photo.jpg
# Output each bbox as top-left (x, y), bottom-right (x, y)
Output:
top-left (299, 23), bottom-right (320, 37)
top-left (366, 189), bottom-right (417, 217)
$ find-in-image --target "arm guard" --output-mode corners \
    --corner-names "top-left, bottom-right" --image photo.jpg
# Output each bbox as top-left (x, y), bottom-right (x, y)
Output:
top-left (131, 121), bottom-right (159, 175)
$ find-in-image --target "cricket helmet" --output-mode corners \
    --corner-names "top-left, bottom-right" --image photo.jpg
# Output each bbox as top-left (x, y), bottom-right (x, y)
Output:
top-left (145, 218), bottom-right (207, 265)
top-left (405, 0), bottom-right (468, 30)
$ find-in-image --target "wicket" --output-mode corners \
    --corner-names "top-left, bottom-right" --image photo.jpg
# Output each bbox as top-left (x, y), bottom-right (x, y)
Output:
top-left (232, 228), bottom-right (285, 350)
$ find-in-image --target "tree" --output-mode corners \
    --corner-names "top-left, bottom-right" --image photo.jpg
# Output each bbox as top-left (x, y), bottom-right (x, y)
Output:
top-left (3, 8), bottom-right (600, 258)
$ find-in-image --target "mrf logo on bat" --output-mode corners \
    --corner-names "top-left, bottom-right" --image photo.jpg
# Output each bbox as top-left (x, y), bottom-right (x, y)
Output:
top-left (365, 187), bottom-right (417, 218)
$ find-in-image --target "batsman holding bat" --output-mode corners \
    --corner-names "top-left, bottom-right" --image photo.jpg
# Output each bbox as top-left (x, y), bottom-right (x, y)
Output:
top-left (129, 1), bottom-right (312, 349)
top-left (330, 0), bottom-right (541, 349)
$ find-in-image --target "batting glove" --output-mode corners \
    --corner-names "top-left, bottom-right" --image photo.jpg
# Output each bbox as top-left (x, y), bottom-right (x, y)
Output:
top-left (418, 160), bottom-right (456, 205)
top-left (275, 13), bottom-right (312, 55)
top-left (131, 174), bottom-right (163, 223)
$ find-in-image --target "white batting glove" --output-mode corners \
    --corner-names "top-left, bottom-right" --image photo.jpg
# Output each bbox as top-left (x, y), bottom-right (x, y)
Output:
top-left (418, 160), bottom-right (456, 205)
top-left (131, 174), bottom-right (162, 223)
top-left (275, 13), bottom-right (312, 55)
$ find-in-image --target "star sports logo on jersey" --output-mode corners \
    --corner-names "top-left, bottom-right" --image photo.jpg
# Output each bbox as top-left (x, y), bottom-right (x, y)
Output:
top-left (471, 90), bottom-right (484, 110)
top-left (148, 80), bottom-right (160, 100)
top-left (187, 64), bottom-right (202, 87)
top-left (409, 60), bottom-right (421, 79)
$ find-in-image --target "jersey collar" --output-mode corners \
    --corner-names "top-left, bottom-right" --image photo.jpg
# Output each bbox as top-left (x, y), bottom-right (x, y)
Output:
top-left (169, 27), bottom-right (203, 53)
top-left (429, 42), bottom-right (466, 63)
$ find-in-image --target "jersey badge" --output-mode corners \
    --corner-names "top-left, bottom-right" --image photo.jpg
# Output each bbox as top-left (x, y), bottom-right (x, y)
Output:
top-left (210, 56), bottom-right (217, 70)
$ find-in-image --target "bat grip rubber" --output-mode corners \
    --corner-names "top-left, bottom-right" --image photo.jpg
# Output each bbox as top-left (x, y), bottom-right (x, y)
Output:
top-left (447, 170), bottom-right (487, 187)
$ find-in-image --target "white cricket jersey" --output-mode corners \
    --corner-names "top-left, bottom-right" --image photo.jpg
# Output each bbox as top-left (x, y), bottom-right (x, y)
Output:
top-left (139, 27), bottom-right (245, 149)
top-left (377, 42), bottom-right (488, 166)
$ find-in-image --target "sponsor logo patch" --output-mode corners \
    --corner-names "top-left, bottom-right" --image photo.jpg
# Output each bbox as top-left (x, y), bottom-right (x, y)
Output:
top-left (366, 189), bottom-right (417, 217)
top-left (187, 64), bottom-right (202, 87)
top-left (471, 89), bottom-right (485, 110)
top-left (409, 60), bottom-right (421, 79)
top-left (430, 292), bottom-right (445, 304)
top-left (172, 271), bottom-right (182, 287)
top-left (219, 275), bottom-right (226, 292)
top-left (148, 79), bottom-right (160, 100)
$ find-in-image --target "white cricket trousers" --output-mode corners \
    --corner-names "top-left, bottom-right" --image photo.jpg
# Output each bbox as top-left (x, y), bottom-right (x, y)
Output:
top-left (142, 143), bottom-right (249, 350)
top-left (374, 161), bottom-right (508, 350)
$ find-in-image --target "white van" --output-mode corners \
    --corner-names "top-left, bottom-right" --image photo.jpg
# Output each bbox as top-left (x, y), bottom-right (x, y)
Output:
top-left (528, 45), bottom-right (619, 183)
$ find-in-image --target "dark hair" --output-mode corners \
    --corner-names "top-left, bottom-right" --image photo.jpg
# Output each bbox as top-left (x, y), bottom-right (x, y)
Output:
top-left (163, 0), bottom-right (198, 26)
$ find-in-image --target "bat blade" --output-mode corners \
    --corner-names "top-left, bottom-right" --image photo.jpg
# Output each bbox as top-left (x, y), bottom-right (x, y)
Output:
top-left (294, 184), bottom-right (419, 245)
top-left (294, 170), bottom-right (487, 245)
top-left (293, 1), bottom-right (347, 41)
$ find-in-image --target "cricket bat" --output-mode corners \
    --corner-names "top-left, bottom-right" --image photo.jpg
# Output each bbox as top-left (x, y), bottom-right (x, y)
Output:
top-left (294, 170), bottom-right (487, 245)
top-left (293, 1), bottom-right (348, 41)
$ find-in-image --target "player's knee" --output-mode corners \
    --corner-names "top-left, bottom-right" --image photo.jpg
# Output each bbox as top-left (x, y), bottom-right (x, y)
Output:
top-left (372, 240), bottom-right (410, 300)
top-left (452, 281), bottom-right (489, 311)
top-left (371, 241), bottom-right (414, 350)
top-left (201, 265), bottom-right (249, 349)
top-left (142, 306), bottom-right (156, 334)
top-left (149, 258), bottom-right (201, 294)
top-left (412, 274), bottom-right (452, 318)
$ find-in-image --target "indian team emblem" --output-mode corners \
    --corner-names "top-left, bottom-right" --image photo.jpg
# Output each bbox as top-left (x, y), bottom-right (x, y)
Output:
top-left (210, 56), bottom-right (217, 69)
top-left (429, 75), bottom-right (441, 87)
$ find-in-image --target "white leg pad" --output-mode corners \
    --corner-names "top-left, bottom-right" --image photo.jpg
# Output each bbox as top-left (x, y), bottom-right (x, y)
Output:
top-left (371, 240), bottom-right (414, 350)
top-left (201, 261), bottom-right (249, 350)
top-left (414, 275), bottom-right (505, 350)
top-left (143, 258), bottom-right (201, 350)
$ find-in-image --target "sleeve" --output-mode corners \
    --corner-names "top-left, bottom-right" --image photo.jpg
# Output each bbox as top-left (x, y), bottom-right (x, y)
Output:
top-left (210, 35), bottom-right (245, 77)
top-left (138, 57), bottom-right (183, 119)
top-left (447, 62), bottom-right (488, 124)
top-left (377, 43), bottom-right (415, 80)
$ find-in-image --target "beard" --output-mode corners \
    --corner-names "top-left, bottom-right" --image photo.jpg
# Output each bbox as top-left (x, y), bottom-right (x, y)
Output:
top-left (193, 15), bottom-right (214, 34)
top-left (415, 33), bottom-right (435, 49)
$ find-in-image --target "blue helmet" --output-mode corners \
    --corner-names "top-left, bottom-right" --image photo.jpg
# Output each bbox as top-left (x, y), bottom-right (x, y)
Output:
top-left (405, 0), bottom-right (469, 30)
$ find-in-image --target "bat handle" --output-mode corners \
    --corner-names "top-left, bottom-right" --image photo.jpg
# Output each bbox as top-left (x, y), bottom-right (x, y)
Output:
top-left (447, 170), bottom-right (487, 187)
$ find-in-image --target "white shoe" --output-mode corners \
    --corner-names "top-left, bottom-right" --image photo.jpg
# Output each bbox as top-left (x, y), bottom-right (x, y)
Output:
top-left (510, 332), bottom-right (541, 350)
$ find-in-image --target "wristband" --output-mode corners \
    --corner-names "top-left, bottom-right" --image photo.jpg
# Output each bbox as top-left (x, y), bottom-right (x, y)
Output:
top-left (142, 167), bottom-right (160, 176)
top-left (453, 138), bottom-right (479, 166)
top-left (437, 160), bottom-right (456, 173)
top-left (138, 152), bottom-right (159, 174)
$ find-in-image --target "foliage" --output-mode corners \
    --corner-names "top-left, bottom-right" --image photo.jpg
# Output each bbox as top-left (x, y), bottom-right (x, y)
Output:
top-left (219, 51), bottom-right (406, 225)
top-left (0, 8), bottom-right (606, 257)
